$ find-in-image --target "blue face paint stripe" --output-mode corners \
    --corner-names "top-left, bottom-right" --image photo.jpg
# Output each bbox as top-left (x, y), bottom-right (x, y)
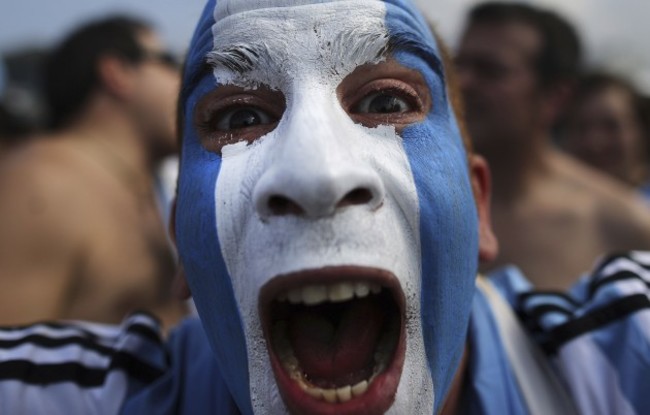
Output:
top-left (385, 2), bottom-right (479, 413)
top-left (381, 0), bottom-right (468, 145)
top-left (182, 0), bottom-right (217, 85)
top-left (383, 0), bottom-right (438, 48)
top-left (177, 78), bottom-right (254, 415)
top-left (176, 1), bottom-right (254, 413)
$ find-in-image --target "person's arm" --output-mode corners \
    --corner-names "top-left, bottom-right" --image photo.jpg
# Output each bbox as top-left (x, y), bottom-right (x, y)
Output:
top-left (0, 313), bottom-right (166, 414)
top-left (0, 156), bottom-right (86, 324)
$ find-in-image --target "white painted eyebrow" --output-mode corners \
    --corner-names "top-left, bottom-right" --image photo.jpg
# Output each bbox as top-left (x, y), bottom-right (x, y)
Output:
top-left (206, 26), bottom-right (390, 76)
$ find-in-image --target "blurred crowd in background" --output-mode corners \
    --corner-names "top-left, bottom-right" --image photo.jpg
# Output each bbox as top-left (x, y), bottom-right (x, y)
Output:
top-left (1, 0), bottom-right (650, 326)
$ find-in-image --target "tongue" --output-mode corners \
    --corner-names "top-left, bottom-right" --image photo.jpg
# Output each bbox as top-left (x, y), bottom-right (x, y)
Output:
top-left (288, 297), bottom-right (385, 385)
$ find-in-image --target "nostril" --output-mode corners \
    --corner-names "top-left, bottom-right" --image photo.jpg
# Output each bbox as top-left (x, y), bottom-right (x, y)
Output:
top-left (337, 187), bottom-right (374, 208)
top-left (254, 168), bottom-right (384, 219)
top-left (267, 195), bottom-right (305, 216)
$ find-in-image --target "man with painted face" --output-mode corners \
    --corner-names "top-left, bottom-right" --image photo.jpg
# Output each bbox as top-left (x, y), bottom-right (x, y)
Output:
top-left (1, 1), bottom-right (650, 414)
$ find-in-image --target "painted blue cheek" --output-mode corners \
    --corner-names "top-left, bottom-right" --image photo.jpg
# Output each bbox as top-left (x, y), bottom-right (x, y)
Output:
top-left (402, 118), bottom-right (479, 413)
top-left (385, 3), bottom-right (480, 412)
top-left (176, 75), bottom-right (254, 415)
top-left (174, 1), bottom-right (256, 411)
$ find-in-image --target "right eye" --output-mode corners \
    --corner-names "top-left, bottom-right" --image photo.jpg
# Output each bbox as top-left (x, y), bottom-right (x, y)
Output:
top-left (193, 86), bottom-right (286, 154)
top-left (214, 107), bottom-right (276, 131)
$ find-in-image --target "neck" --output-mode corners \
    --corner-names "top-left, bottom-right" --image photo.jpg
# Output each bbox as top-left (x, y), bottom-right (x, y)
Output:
top-left (69, 97), bottom-right (155, 169)
top-left (65, 100), bottom-right (156, 194)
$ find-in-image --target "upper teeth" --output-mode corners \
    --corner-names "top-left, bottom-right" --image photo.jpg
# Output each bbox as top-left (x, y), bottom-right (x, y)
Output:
top-left (279, 282), bottom-right (382, 305)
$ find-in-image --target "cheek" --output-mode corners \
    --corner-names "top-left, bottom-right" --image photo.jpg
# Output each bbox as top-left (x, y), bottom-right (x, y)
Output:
top-left (214, 140), bottom-right (274, 303)
top-left (176, 124), bottom-right (226, 280)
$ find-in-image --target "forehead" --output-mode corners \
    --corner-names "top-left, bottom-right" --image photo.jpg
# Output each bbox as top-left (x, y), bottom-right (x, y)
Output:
top-left (460, 21), bottom-right (540, 65)
top-left (579, 87), bottom-right (636, 116)
top-left (206, 0), bottom-right (443, 89)
top-left (210, 1), bottom-right (389, 86)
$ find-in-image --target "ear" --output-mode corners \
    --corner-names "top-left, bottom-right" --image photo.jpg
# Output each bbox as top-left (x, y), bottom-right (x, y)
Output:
top-left (169, 198), bottom-right (192, 299)
top-left (97, 55), bottom-right (137, 100)
top-left (470, 155), bottom-right (499, 263)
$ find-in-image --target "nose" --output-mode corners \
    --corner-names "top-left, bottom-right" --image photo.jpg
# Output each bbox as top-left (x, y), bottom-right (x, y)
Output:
top-left (253, 164), bottom-right (385, 219)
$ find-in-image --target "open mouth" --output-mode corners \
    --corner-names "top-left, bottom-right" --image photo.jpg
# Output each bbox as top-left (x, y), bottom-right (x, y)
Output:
top-left (259, 266), bottom-right (406, 415)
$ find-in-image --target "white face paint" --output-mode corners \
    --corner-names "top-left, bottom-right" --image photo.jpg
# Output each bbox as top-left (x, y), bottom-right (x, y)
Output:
top-left (209, 1), bottom-right (433, 413)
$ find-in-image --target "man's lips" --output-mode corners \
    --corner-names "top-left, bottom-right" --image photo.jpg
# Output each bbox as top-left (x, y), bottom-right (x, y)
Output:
top-left (259, 266), bottom-right (406, 415)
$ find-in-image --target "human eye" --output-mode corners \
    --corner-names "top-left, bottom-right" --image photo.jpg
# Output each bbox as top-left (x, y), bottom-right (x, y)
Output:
top-left (479, 61), bottom-right (508, 80)
top-left (194, 86), bottom-right (285, 154)
top-left (214, 107), bottom-right (276, 131)
top-left (354, 92), bottom-right (412, 114)
top-left (339, 60), bottom-right (433, 129)
top-left (346, 82), bottom-right (426, 128)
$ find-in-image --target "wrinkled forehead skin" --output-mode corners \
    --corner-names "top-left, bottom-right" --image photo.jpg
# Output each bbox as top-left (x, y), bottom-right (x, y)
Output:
top-left (176, 1), bottom-right (478, 414)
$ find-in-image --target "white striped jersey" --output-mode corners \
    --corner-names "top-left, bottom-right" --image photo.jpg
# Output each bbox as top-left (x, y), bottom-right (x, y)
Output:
top-left (1, 251), bottom-right (649, 414)
top-left (0, 314), bottom-right (166, 414)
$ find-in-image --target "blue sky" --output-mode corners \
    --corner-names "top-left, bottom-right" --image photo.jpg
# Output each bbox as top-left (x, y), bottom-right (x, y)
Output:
top-left (2, 0), bottom-right (649, 91)
top-left (0, 0), bottom-right (206, 53)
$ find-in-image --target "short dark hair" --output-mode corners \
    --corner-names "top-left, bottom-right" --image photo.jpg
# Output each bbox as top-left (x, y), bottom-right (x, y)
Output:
top-left (467, 2), bottom-right (582, 86)
top-left (44, 16), bottom-right (151, 130)
top-left (0, 103), bottom-right (33, 144)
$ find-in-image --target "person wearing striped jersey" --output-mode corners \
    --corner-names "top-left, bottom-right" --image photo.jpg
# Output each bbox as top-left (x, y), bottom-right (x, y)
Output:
top-left (1, 1), bottom-right (649, 414)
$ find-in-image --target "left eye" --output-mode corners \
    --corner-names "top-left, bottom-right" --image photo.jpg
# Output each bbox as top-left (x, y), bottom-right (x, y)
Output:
top-left (215, 107), bottom-right (275, 131)
top-left (354, 93), bottom-right (412, 114)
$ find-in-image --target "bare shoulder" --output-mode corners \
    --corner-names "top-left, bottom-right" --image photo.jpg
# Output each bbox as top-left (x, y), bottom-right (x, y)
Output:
top-left (550, 151), bottom-right (650, 249)
top-left (0, 136), bottom-right (97, 239)
top-left (597, 189), bottom-right (650, 251)
top-left (0, 135), bottom-right (84, 184)
top-left (0, 136), bottom-right (93, 247)
top-left (0, 136), bottom-right (95, 322)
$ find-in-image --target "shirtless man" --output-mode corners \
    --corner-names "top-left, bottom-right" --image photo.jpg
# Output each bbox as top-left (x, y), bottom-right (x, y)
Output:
top-left (0, 17), bottom-right (184, 326)
top-left (455, 2), bottom-right (650, 289)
